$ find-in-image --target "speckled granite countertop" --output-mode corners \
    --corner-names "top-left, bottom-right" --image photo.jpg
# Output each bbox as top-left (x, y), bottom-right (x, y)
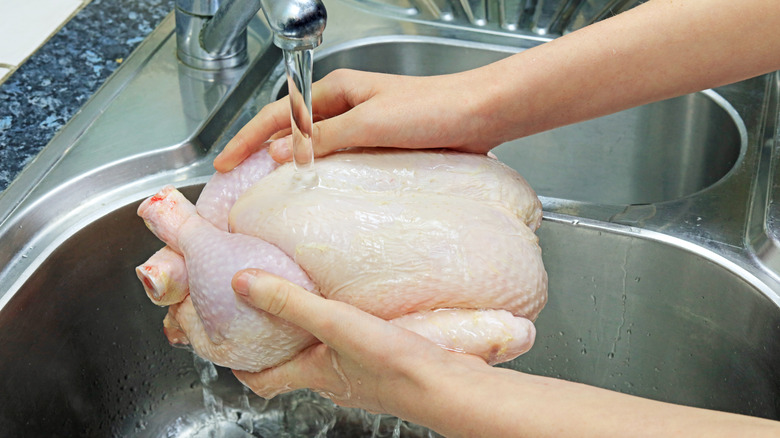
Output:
top-left (0, 0), bottom-right (175, 193)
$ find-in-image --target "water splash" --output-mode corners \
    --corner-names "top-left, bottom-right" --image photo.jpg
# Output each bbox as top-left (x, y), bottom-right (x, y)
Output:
top-left (160, 354), bottom-right (441, 437)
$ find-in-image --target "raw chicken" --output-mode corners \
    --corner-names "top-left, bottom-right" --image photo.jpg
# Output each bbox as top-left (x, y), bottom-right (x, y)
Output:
top-left (137, 148), bottom-right (547, 372)
top-left (136, 245), bottom-right (189, 306)
top-left (139, 184), bottom-right (318, 370)
top-left (136, 149), bottom-right (280, 306)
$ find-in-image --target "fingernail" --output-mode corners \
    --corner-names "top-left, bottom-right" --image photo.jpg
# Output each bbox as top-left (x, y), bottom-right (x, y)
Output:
top-left (269, 136), bottom-right (292, 162)
top-left (213, 144), bottom-right (235, 173)
top-left (233, 271), bottom-right (253, 296)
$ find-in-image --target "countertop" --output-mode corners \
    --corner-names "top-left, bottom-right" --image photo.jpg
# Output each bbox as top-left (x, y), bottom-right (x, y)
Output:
top-left (0, 0), bottom-right (175, 194)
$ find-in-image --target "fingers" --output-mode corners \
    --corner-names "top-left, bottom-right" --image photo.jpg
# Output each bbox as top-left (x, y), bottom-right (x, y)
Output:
top-left (267, 72), bottom-right (369, 162)
top-left (217, 69), bottom-right (362, 169)
top-left (266, 113), bottom-right (366, 162)
top-left (230, 269), bottom-right (479, 413)
top-left (313, 112), bottom-right (371, 154)
top-left (232, 344), bottom-right (350, 400)
top-left (217, 68), bottom-right (399, 167)
top-left (230, 269), bottom-right (357, 401)
top-left (232, 268), bottom-right (315, 325)
top-left (233, 368), bottom-right (295, 399)
top-left (233, 269), bottom-right (356, 346)
top-left (231, 346), bottom-right (313, 399)
top-left (214, 98), bottom-right (292, 172)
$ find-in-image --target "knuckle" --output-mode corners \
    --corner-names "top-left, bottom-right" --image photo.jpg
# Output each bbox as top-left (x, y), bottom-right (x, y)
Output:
top-left (323, 68), bottom-right (349, 83)
top-left (261, 279), bottom-right (292, 317)
top-left (322, 68), bottom-right (363, 89)
top-left (311, 124), bottom-right (326, 150)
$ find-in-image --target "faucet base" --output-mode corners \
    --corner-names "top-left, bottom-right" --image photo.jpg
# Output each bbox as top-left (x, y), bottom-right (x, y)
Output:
top-left (175, 7), bottom-right (248, 70)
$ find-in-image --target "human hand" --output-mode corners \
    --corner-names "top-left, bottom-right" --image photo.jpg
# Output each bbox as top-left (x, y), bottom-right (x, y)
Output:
top-left (226, 261), bottom-right (780, 438)
top-left (230, 268), bottom-right (491, 419)
top-left (214, 69), bottom-right (500, 172)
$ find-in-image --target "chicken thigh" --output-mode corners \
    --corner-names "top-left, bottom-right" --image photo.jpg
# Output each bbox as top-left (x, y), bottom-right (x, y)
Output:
top-left (137, 148), bottom-right (547, 372)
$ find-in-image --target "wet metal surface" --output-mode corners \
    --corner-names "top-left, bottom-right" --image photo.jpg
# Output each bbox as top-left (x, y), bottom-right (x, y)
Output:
top-left (0, 0), bottom-right (779, 435)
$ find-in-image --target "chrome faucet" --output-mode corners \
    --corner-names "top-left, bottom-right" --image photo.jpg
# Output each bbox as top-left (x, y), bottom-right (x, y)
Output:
top-left (175, 0), bottom-right (327, 70)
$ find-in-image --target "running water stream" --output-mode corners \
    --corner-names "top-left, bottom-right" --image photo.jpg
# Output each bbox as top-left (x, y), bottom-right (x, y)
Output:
top-left (283, 48), bottom-right (318, 187)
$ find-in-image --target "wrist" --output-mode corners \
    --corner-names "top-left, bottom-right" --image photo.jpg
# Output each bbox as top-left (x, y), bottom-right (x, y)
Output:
top-left (389, 353), bottom-right (510, 436)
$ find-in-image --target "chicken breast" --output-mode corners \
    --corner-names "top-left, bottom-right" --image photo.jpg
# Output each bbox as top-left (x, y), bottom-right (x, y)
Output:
top-left (230, 149), bottom-right (546, 321)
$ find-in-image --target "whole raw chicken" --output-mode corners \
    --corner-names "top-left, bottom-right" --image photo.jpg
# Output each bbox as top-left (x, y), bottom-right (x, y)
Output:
top-left (136, 148), bottom-right (547, 372)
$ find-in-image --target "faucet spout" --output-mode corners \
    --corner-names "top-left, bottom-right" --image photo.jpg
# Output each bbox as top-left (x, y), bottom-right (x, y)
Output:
top-left (175, 0), bottom-right (327, 70)
top-left (259, 0), bottom-right (327, 50)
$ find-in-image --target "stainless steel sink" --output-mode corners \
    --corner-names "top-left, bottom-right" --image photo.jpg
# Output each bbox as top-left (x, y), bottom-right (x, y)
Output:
top-left (524, 216), bottom-right (780, 417)
top-left (1, 0), bottom-right (779, 435)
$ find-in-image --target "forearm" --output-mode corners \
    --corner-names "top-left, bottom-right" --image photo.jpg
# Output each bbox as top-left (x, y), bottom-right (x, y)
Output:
top-left (408, 360), bottom-right (780, 438)
top-left (469, 0), bottom-right (780, 146)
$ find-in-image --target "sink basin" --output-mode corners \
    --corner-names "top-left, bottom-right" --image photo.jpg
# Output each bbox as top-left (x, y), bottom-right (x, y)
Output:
top-left (495, 91), bottom-right (743, 204)
top-left (0, 190), bottom-right (777, 436)
top-left (1, 0), bottom-right (779, 435)
top-left (521, 217), bottom-right (780, 417)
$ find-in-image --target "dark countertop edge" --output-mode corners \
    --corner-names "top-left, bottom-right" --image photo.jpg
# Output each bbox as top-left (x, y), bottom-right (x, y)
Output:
top-left (0, 0), bottom-right (176, 194)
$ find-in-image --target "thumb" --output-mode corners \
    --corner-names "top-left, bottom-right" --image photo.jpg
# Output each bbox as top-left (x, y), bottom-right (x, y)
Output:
top-left (232, 269), bottom-right (401, 356)
top-left (232, 268), bottom-right (354, 344)
top-left (232, 269), bottom-right (317, 326)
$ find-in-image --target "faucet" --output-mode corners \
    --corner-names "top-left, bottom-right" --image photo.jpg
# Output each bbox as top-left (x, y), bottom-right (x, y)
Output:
top-left (175, 0), bottom-right (327, 70)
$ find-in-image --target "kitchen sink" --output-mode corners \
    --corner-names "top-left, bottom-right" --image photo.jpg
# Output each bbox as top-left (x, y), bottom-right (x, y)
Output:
top-left (1, 0), bottom-right (779, 435)
top-left (0, 190), bottom-right (777, 436)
